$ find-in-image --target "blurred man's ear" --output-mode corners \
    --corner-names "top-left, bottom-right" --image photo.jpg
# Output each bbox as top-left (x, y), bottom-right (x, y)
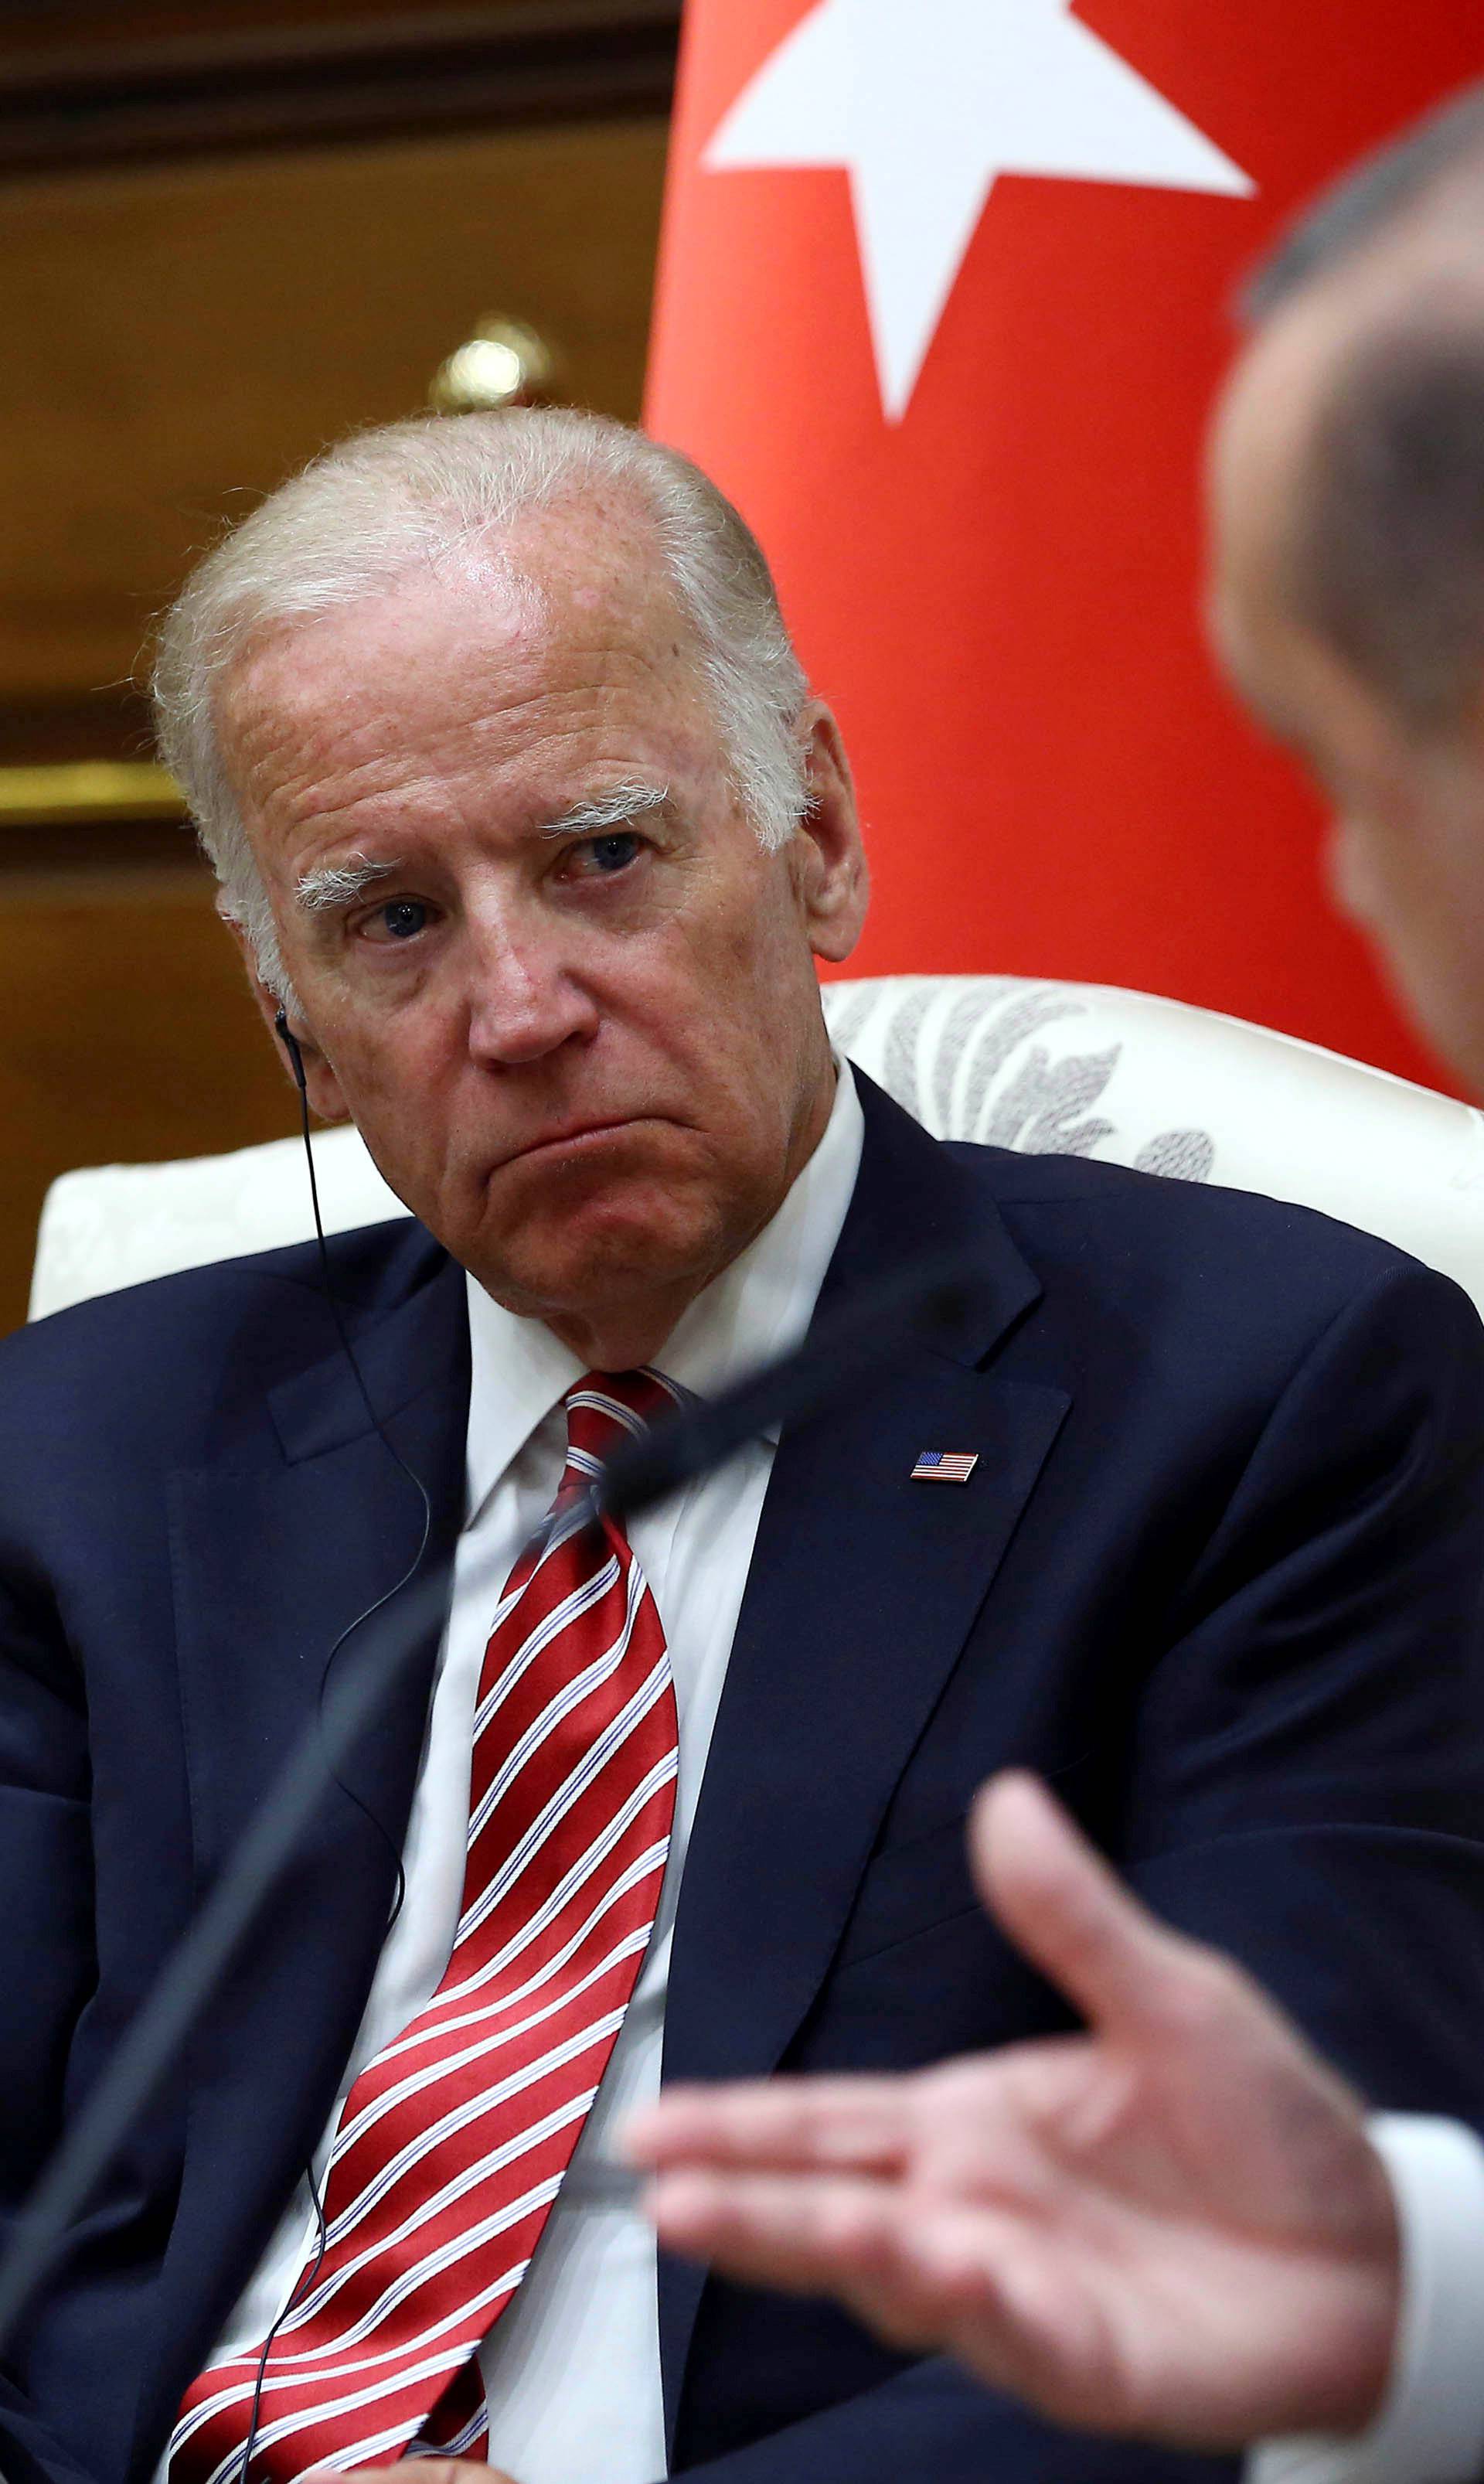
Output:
top-left (221, 911), bottom-right (353, 1126)
top-left (791, 704), bottom-right (870, 965)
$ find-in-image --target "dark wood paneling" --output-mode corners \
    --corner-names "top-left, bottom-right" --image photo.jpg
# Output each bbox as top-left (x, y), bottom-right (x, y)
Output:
top-left (0, 3), bottom-right (680, 176)
top-left (0, 691), bottom-right (156, 766)
top-left (0, 867), bottom-right (299, 1335)
top-left (0, 0), bottom-right (613, 45)
top-left (0, 819), bottom-right (198, 869)
top-left (0, 114), bottom-right (669, 703)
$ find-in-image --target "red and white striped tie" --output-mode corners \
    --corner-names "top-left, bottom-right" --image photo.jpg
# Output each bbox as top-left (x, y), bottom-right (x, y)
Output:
top-left (169, 1368), bottom-right (682, 2484)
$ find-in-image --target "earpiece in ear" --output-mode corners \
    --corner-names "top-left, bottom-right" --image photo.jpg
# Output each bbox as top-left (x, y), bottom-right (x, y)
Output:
top-left (274, 1007), bottom-right (309, 1095)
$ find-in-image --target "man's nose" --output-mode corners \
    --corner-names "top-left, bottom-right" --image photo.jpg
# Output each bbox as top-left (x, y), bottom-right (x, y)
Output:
top-left (461, 912), bottom-right (600, 1067)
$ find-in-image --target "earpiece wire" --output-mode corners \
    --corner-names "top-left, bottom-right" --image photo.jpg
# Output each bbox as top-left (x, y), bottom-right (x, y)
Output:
top-left (230, 1032), bottom-right (431, 2484)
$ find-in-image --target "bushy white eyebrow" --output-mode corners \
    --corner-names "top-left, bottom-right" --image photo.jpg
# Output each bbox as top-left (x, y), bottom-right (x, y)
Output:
top-left (295, 855), bottom-right (400, 914)
top-left (291, 783), bottom-right (668, 915)
top-left (539, 782), bottom-right (669, 840)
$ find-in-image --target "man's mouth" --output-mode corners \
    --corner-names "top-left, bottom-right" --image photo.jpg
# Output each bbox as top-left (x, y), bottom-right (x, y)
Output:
top-left (501, 1116), bottom-right (652, 1170)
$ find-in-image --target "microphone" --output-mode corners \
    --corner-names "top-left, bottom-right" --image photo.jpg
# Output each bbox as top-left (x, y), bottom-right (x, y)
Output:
top-left (0, 1238), bottom-right (982, 2358)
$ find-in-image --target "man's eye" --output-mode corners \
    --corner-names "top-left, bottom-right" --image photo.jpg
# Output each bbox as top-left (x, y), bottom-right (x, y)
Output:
top-left (574, 832), bottom-right (641, 877)
top-left (367, 898), bottom-right (430, 942)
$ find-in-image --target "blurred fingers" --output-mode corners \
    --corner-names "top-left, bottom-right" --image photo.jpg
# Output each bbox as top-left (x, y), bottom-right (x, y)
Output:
top-left (972, 1774), bottom-right (1235, 2043)
top-left (347, 2467), bottom-right (520, 2484)
top-left (646, 2167), bottom-right (1077, 2396)
top-left (646, 2166), bottom-right (937, 2330)
top-left (625, 2073), bottom-right (914, 2175)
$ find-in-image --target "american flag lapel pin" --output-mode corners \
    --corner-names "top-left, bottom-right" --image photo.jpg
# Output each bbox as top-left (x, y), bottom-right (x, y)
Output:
top-left (910, 1449), bottom-right (979, 1484)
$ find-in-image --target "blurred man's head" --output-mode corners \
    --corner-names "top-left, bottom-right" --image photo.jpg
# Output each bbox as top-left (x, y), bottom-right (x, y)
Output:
top-left (1207, 83), bottom-right (1484, 1089)
top-left (152, 414), bottom-right (868, 1367)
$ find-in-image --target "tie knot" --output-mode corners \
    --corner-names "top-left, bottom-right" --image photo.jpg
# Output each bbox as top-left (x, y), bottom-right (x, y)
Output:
top-left (563, 1368), bottom-right (682, 1479)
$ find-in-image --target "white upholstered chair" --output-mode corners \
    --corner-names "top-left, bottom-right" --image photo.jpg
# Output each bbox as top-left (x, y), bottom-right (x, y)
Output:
top-left (29, 974), bottom-right (1484, 1321)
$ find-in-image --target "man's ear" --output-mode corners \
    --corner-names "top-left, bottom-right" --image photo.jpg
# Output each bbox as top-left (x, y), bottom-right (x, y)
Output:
top-left (790, 704), bottom-right (870, 965)
top-left (222, 912), bottom-right (353, 1126)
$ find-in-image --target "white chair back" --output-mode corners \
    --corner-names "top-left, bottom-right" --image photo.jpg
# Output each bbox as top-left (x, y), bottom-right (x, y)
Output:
top-left (29, 974), bottom-right (1484, 1321)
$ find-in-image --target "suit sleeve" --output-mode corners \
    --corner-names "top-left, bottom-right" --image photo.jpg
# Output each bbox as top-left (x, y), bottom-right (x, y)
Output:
top-left (1251, 2114), bottom-right (1484, 2484)
top-left (1125, 1256), bottom-right (1484, 2122)
top-left (0, 1559), bottom-right (103, 2484)
top-left (659, 2353), bottom-right (1240, 2484)
top-left (659, 1260), bottom-right (1484, 2484)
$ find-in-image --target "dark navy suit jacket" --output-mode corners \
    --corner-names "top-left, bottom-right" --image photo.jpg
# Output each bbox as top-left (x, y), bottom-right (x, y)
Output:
top-left (6, 1075), bottom-right (1484, 2484)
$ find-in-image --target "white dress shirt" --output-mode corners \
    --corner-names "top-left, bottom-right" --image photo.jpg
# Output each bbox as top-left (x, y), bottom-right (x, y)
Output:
top-left (1253, 2115), bottom-right (1484, 2484)
top-left (193, 1061), bottom-right (864, 2484)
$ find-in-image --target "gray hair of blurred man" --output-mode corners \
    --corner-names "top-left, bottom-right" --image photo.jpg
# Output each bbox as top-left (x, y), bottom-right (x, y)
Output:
top-left (151, 410), bottom-right (812, 1001)
top-left (1242, 79), bottom-right (1484, 736)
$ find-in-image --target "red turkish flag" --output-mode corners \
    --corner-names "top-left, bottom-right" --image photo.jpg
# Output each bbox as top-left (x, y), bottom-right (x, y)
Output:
top-left (645, 2), bottom-right (1484, 1089)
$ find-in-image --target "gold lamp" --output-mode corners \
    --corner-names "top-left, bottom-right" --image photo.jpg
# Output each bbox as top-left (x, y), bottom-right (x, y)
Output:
top-left (429, 317), bottom-right (560, 415)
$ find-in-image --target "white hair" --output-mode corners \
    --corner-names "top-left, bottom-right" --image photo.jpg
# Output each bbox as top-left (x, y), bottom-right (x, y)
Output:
top-left (150, 409), bottom-right (812, 997)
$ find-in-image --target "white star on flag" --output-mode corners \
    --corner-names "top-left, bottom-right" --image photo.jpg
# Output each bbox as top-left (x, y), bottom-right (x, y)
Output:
top-left (704, 0), bottom-right (1255, 421)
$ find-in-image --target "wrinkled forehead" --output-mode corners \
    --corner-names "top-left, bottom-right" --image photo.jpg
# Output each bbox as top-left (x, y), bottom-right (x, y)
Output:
top-left (215, 509), bottom-right (709, 804)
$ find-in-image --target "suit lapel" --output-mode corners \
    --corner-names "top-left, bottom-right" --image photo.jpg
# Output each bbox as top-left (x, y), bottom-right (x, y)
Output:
top-left (659, 1083), bottom-right (1069, 2425)
top-left (170, 1250), bottom-right (470, 1880)
top-left (136, 1244), bottom-right (470, 2472)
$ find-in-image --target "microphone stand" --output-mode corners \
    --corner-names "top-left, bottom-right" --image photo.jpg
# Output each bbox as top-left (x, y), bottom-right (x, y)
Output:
top-left (0, 1242), bottom-right (979, 2361)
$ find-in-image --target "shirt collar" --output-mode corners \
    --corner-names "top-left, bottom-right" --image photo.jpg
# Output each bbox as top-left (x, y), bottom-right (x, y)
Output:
top-left (463, 1058), bottom-right (866, 1515)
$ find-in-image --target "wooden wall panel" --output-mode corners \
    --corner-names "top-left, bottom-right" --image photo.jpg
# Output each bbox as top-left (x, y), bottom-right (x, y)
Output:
top-left (0, 8), bottom-right (681, 179)
top-left (0, 860), bottom-right (300, 1333)
top-left (0, 2), bottom-right (571, 49)
top-left (0, 114), bottom-right (669, 702)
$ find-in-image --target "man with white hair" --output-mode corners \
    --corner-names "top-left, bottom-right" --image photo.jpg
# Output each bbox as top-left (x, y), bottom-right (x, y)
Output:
top-left (631, 77), bottom-right (1484, 2484)
top-left (3, 408), bottom-right (1484, 2484)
